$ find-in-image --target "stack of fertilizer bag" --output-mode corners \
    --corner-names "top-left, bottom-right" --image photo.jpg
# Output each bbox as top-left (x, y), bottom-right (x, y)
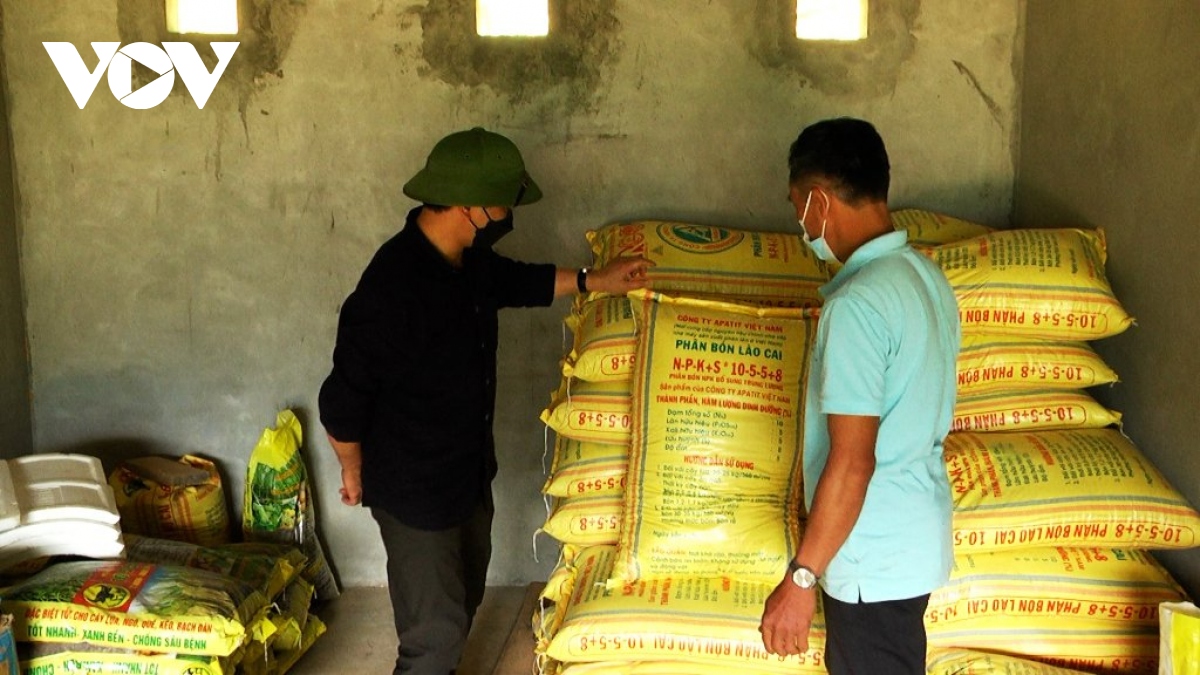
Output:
top-left (533, 212), bottom-right (1200, 675)
top-left (0, 411), bottom-right (335, 675)
top-left (912, 218), bottom-right (1200, 674)
top-left (535, 219), bottom-right (828, 675)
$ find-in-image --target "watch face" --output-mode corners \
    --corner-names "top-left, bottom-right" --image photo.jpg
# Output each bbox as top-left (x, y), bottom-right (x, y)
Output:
top-left (791, 566), bottom-right (818, 589)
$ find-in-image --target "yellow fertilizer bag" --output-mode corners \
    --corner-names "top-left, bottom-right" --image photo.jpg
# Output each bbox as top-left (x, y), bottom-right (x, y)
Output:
top-left (544, 436), bottom-right (629, 498)
top-left (1160, 602), bottom-right (1200, 675)
top-left (957, 335), bottom-right (1119, 396)
top-left (123, 534), bottom-right (307, 603)
top-left (564, 296), bottom-right (639, 383)
top-left (891, 209), bottom-right (994, 247)
top-left (540, 379), bottom-right (633, 445)
top-left (540, 495), bottom-right (624, 547)
top-left (535, 547), bottom-right (584, 647)
top-left (563, 294), bottom-right (815, 384)
top-left (928, 228), bottom-right (1134, 340)
top-left (951, 389), bottom-right (1121, 433)
top-left (543, 547), bottom-right (583, 607)
top-left (271, 614), bottom-right (325, 675)
top-left (272, 614), bottom-right (326, 675)
top-left (587, 221), bottom-right (829, 305)
top-left (543, 546), bottom-right (826, 674)
top-left (926, 616), bottom-right (1160, 674)
top-left (243, 410), bottom-right (340, 601)
top-left (560, 660), bottom-right (795, 675)
top-left (20, 645), bottom-right (231, 675)
top-left (109, 454), bottom-right (230, 546)
top-left (945, 429), bottom-right (1200, 552)
top-left (926, 547), bottom-right (1186, 629)
top-left (2, 560), bottom-right (267, 657)
top-left (927, 648), bottom-right (1095, 674)
top-left (613, 291), bottom-right (813, 584)
top-left (267, 576), bottom-right (315, 652)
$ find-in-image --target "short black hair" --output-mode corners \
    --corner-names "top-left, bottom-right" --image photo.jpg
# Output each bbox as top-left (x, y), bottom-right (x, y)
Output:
top-left (787, 118), bottom-right (890, 204)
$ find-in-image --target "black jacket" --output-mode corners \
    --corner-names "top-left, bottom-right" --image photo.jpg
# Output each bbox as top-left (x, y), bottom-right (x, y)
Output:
top-left (319, 207), bottom-right (555, 529)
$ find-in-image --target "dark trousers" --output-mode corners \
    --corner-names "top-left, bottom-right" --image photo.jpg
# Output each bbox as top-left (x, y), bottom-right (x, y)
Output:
top-left (822, 590), bottom-right (930, 675)
top-left (371, 492), bottom-right (494, 675)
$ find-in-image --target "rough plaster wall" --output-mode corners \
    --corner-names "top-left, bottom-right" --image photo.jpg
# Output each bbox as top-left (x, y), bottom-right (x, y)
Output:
top-left (0, 4), bottom-right (32, 460)
top-left (1015, 0), bottom-right (1200, 598)
top-left (3, 0), bottom-right (1021, 586)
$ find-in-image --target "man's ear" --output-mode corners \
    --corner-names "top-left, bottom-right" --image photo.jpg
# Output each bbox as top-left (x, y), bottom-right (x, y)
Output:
top-left (812, 186), bottom-right (835, 219)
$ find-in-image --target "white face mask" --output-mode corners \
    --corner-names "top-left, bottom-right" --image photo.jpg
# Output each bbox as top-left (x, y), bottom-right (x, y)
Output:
top-left (798, 189), bottom-right (840, 264)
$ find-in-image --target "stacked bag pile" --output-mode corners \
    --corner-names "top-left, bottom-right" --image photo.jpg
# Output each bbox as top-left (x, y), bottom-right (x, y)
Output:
top-left (0, 410), bottom-right (335, 674)
top-left (533, 212), bottom-right (1199, 675)
top-left (536, 220), bottom-right (829, 675)
top-left (916, 220), bottom-right (1200, 673)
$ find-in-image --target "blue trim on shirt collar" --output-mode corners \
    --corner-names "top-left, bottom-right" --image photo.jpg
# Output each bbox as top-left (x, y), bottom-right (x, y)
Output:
top-left (821, 230), bottom-right (909, 298)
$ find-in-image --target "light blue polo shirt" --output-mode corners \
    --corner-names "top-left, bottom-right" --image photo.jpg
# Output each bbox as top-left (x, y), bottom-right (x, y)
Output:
top-left (804, 230), bottom-right (961, 603)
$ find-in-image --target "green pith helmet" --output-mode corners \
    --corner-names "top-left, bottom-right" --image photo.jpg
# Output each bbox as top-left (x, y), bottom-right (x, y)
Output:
top-left (402, 127), bottom-right (543, 207)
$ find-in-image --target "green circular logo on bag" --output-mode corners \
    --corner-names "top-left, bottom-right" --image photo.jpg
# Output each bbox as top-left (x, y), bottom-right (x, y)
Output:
top-left (657, 223), bottom-right (744, 254)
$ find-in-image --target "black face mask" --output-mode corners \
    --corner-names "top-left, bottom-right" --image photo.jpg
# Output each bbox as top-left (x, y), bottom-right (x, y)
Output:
top-left (472, 210), bottom-right (514, 249)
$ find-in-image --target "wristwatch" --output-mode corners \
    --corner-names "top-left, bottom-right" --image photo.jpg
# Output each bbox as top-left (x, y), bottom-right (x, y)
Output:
top-left (576, 267), bottom-right (591, 294)
top-left (788, 559), bottom-right (819, 590)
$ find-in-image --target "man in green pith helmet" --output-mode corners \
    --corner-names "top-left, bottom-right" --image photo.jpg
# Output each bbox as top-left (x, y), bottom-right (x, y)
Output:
top-left (318, 127), bottom-right (649, 675)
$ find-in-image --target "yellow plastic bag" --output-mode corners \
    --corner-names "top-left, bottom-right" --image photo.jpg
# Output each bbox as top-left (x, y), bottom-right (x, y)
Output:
top-left (564, 296), bottom-right (639, 383)
top-left (956, 335), bottom-right (1119, 396)
top-left (541, 495), bottom-right (623, 547)
top-left (891, 209), bottom-right (994, 247)
top-left (123, 534), bottom-right (307, 604)
top-left (926, 616), bottom-right (1159, 673)
top-left (3, 560), bottom-right (267, 657)
top-left (243, 410), bottom-right (340, 601)
top-left (543, 436), bottom-right (629, 498)
top-left (927, 648), bottom-right (1095, 674)
top-left (20, 647), bottom-right (231, 675)
top-left (926, 547), bottom-right (1185, 629)
top-left (946, 429), bottom-right (1200, 552)
top-left (273, 614), bottom-right (326, 675)
top-left (535, 546), bottom-right (584, 647)
top-left (540, 380), bottom-right (634, 445)
top-left (613, 291), bottom-right (813, 584)
top-left (1160, 602), bottom-right (1200, 675)
top-left (543, 546), bottom-right (825, 674)
top-left (564, 294), bottom-right (813, 384)
top-left (928, 228), bottom-right (1134, 340)
top-left (109, 454), bottom-right (230, 546)
top-left (951, 389), bottom-right (1121, 433)
top-left (560, 660), bottom-right (795, 675)
top-left (587, 221), bottom-right (828, 305)
top-left (267, 576), bottom-right (315, 652)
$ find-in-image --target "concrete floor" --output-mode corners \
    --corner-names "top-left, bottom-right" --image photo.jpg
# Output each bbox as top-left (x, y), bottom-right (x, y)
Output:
top-left (290, 585), bottom-right (536, 675)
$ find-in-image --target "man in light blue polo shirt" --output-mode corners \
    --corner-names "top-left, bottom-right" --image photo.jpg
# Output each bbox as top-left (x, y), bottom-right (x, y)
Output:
top-left (759, 118), bottom-right (961, 674)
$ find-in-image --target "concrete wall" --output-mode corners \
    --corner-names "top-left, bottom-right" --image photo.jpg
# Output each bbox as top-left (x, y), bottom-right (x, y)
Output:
top-left (0, 5), bottom-right (32, 461)
top-left (1016, 0), bottom-right (1200, 597)
top-left (2, 0), bottom-right (1022, 586)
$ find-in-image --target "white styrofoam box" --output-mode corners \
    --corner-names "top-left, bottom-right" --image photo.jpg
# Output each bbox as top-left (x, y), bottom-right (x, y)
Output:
top-left (0, 519), bottom-right (123, 549)
top-left (0, 460), bottom-right (19, 532)
top-left (16, 482), bottom-right (120, 525)
top-left (0, 534), bottom-right (125, 571)
top-left (7, 454), bottom-right (120, 526)
top-left (10, 453), bottom-right (107, 486)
